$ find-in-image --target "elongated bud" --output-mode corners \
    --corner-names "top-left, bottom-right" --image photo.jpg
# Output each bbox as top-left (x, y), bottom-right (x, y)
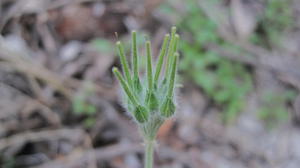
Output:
top-left (167, 53), bottom-right (178, 98)
top-left (154, 34), bottom-right (170, 85)
top-left (167, 34), bottom-right (179, 72)
top-left (134, 105), bottom-right (149, 123)
top-left (132, 31), bottom-right (139, 79)
top-left (165, 27), bottom-right (177, 76)
top-left (113, 67), bottom-right (138, 106)
top-left (173, 34), bottom-right (179, 53)
top-left (117, 41), bottom-right (133, 87)
top-left (160, 97), bottom-right (175, 117)
top-left (146, 41), bottom-right (153, 91)
top-left (146, 91), bottom-right (159, 111)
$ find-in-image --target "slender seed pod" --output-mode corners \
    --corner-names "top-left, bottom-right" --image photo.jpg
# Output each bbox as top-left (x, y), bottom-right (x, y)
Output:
top-left (132, 31), bottom-right (139, 80)
top-left (131, 31), bottom-right (142, 93)
top-left (117, 41), bottom-right (133, 87)
top-left (113, 67), bottom-right (138, 106)
top-left (146, 41), bottom-right (153, 91)
top-left (173, 34), bottom-right (179, 54)
top-left (167, 53), bottom-right (179, 98)
top-left (161, 53), bottom-right (178, 117)
top-left (165, 27), bottom-right (177, 76)
top-left (154, 34), bottom-right (170, 85)
top-left (167, 34), bottom-right (179, 74)
top-left (134, 105), bottom-right (149, 123)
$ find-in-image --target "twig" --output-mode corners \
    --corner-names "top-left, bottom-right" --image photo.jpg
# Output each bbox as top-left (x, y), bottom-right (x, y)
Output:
top-left (0, 42), bottom-right (74, 98)
top-left (34, 143), bottom-right (142, 168)
top-left (0, 82), bottom-right (61, 125)
top-left (0, 128), bottom-right (86, 152)
top-left (0, 0), bottom-right (97, 31)
top-left (206, 42), bottom-right (300, 90)
top-left (0, 38), bottom-right (116, 99)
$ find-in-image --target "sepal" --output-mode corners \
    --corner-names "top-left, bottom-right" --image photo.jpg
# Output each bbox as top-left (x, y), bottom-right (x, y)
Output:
top-left (160, 97), bottom-right (175, 117)
top-left (146, 91), bottom-right (159, 111)
top-left (134, 105), bottom-right (149, 123)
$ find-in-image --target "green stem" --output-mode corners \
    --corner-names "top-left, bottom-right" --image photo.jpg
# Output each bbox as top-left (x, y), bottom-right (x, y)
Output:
top-left (144, 140), bottom-right (154, 168)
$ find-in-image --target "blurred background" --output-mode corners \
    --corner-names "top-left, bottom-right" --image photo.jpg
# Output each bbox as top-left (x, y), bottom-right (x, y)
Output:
top-left (1, 0), bottom-right (300, 167)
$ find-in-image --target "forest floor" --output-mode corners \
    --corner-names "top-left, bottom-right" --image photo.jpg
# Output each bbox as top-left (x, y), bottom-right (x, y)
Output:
top-left (1, 0), bottom-right (300, 168)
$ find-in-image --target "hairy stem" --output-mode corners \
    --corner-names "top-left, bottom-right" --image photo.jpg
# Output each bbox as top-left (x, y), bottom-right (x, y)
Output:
top-left (144, 140), bottom-right (154, 168)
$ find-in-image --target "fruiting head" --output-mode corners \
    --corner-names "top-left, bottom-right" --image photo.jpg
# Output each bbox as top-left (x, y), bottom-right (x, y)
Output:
top-left (113, 27), bottom-right (180, 140)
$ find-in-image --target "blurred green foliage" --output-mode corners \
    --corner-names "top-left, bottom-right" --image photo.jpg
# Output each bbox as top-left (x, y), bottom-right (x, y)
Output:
top-left (251, 0), bottom-right (295, 127)
top-left (91, 38), bottom-right (114, 55)
top-left (160, 1), bottom-right (253, 123)
top-left (251, 0), bottom-right (293, 47)
top-left (72, 81), bottom-right (97, 128)
top-left (159, 0), bottom-right (295, 125)
top-left (259, 90), bottom-right (296, 128)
